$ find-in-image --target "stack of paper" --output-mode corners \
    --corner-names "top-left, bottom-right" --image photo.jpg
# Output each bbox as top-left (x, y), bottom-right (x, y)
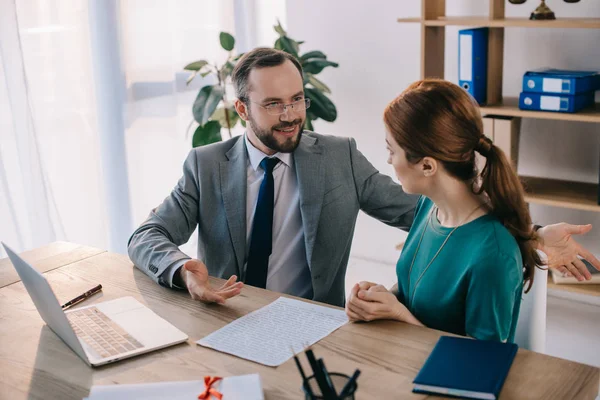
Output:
top-left (84, 374), bottom-right (263, 400)
top-left (198, 297), bottom-right (348, 366)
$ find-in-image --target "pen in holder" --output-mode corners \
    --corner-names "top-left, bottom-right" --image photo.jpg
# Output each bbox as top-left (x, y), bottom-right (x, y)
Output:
top-left (302, 372), bottom-right (358, 400)
top-left (291, 345), bottom-right (360, 400)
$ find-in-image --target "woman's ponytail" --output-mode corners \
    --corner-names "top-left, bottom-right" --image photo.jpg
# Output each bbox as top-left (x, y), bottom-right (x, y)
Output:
top-left (477, 139), bottom-right (542, 292)
top-left (385, 79), bottom-right (544, 293)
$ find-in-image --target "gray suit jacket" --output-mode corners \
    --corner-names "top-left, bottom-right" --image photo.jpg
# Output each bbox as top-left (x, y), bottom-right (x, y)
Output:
top-left (128, 132), bottom-right (417, 306)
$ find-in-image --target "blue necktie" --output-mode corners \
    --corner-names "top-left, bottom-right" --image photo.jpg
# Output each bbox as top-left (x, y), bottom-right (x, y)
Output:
top-left (246, 157), bottom-right (279, 288)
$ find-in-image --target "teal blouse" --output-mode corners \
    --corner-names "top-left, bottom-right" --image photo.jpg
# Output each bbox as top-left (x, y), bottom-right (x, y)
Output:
top-left (396, 197), bottom-right (523, 342)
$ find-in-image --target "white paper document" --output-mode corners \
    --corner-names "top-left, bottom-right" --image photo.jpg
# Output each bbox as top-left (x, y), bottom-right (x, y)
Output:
top-left (197, 297), bottom-right (348, 366)
top-left (84, 374), bottom-right (263, 400)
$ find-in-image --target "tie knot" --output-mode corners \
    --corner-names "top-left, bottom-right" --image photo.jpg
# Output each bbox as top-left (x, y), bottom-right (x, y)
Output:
top-left (260, 157), bottom-right (279, 174)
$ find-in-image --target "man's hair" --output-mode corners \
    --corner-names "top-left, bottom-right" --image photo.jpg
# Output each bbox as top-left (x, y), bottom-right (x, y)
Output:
top-left (232, 47), bottom-right (303, 102)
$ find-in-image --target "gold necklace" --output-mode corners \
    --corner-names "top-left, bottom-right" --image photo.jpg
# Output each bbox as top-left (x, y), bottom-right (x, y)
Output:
top-left (406, 203), bottom-right (485, 309)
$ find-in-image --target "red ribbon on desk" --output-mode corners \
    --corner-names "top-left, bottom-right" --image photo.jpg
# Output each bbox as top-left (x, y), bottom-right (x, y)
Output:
top-left (198, 376), bottom-right (223, 400)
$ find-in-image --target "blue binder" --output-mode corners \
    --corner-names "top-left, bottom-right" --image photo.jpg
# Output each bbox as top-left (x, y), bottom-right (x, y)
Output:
top-left (519, 91), bottom-right (595, 113)
top-left (522, 68), bottom-right (600, 95)
top-left (458, 28), bottom-right (488, 105)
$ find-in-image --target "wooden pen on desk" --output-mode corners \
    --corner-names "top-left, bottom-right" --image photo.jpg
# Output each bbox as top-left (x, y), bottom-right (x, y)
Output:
top-left (61, 284), bottom-right (102, 310)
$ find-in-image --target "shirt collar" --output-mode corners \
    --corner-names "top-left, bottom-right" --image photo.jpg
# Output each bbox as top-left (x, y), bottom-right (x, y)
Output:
top-left (244, 133), bottom-right (293, 171)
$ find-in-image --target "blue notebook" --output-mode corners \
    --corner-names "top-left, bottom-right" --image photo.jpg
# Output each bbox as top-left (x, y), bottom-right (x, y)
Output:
top-left (413, 336), bottom-right (518, 400)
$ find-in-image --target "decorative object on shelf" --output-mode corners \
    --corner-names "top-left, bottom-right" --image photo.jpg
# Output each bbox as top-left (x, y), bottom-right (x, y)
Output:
top-left (530, 0), bottom-right (556, 20)
top-left (508, 0), bottom-right (581, 21)
top-left (183, 21), bottom-right (339, 147)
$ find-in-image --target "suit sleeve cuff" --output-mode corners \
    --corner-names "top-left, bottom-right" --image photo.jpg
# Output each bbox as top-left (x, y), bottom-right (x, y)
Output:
top-left (159, 259), bottom-right (190, 289)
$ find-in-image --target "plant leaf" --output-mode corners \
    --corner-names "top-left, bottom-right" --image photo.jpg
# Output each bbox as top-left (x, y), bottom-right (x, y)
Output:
top-left (219, 32), bottom-right (235, 51)
top-left (220, 61), bottom-right (234, 80)
top-left (300, 51), bottom-right (326, 62)
top-left (274, 38), bottom-right (283, 50)
top-left (212, 106), bottom-right (239, 129)
top-left (302, 72), bottom-right (310, 85)
top-left (193, 85), bottom-right (225, 125)
top-left (186, 71), bottom-right (197, 86)
top-left (192, 121), bottom-right (222, 147)
top-left (304, 111), bottom-right (316, 131)
top-left (200, 70), bottom-right (212, 78)
top-left (305, 88), bottom-right (336, 122)
top-left (306, 74), bottom-right (331, 94)
top-left (184, 60), bottom-right (209, 71)
top-left (302, 59), bottom-right (339, 75)
top-left (304, 119), bottom-right (314, 131)
top-left (274, 20), bottom-right (287, 36)
top-left (274, 36), bottom-right (299, 57)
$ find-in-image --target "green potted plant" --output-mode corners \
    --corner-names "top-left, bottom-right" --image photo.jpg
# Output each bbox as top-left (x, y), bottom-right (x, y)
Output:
top-left (184, 21), bottom-right (339, 147)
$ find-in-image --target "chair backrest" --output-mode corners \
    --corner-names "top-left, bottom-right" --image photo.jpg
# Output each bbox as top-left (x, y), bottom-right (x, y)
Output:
top-left (514, 267), bottom-right (548, 352)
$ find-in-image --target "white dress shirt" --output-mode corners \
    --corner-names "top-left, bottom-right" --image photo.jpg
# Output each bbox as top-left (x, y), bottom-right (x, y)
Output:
top-left (243, 134), bottom-right (312, 298)
top-left (162, 134), bottom-right (313, 299)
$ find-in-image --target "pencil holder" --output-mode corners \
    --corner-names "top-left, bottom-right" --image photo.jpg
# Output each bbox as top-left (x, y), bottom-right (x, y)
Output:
top-left (302, 372), bottom-right (357, 400)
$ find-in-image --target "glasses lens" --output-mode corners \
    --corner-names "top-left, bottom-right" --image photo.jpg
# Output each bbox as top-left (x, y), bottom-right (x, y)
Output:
top-left (266, 104), bottom-right (285, 115)
top-left (266, 99), bottom-right (310, 115)
top-left (289, 99), bottom-right (310, 112)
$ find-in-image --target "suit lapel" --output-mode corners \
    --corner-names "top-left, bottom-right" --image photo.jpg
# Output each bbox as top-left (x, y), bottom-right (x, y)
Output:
top-left (220, 137), bottom-right (247, 278)
top-left (294, 134), bottom-right (324, 268)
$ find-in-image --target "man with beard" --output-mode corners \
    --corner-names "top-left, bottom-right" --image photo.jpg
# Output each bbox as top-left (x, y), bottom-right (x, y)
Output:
top-left (128, 48), bottom-right (599, 307)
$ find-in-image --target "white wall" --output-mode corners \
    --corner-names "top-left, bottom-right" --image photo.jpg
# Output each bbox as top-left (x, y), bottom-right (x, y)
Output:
top-left (285, 0), bottom-right (600, 266)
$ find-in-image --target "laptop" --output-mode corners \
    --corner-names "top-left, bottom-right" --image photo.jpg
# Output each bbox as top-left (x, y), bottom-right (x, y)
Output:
top-left (2, 242), bottom-right (188, 367)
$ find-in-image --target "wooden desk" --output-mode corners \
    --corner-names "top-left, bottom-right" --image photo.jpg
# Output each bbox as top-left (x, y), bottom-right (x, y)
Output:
top-left (0, 246), bottom-right (598, 399)
top-left (0, 241), bottom-right (105, 288)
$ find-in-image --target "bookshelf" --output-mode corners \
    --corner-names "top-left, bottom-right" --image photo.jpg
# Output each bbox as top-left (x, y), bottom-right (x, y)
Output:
top-left (481, 97), bottom-right (600, 123)
top-left (521, 176), bottom-right (600, 213)
top-left (398, 0), bottom-right (599, 212)
top-left (399, 0), bottom-right (600, 295)
top-left (397, 16), bottom-right (600, 29)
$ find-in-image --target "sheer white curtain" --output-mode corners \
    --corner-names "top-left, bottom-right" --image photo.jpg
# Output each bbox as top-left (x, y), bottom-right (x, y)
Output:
top-left (1, 0), bottom-right (100, 256)
top-left (120, 0), bottom-right (238, 256)
top-left (0, 0), bottom-right (251, 256)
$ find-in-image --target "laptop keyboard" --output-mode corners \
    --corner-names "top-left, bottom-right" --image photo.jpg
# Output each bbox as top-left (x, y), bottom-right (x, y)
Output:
top-left (67, 306), bottom-right (143, 358)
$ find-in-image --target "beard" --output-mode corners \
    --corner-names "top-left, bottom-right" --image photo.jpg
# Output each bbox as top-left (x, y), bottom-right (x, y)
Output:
top-left (247, 112), bottom-right (304, 153)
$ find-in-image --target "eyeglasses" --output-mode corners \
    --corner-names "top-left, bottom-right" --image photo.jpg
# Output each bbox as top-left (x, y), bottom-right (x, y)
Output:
top-left (250, 98), bottom-right (311, 116)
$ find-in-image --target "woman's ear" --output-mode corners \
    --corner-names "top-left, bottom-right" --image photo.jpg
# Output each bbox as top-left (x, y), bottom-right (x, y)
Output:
top-left (421, 157), bottom-right (438, 177)
top-left (234, 99), bottom-right (249, 121)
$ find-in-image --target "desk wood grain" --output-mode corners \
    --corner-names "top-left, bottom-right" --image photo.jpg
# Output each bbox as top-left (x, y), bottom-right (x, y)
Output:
top-left (0, 241), bottom-right (105, 288)
top-left (0, 248), bottom-right (598, 399)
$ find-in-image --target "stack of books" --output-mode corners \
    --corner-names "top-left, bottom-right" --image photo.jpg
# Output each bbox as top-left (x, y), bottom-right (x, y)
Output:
top-left (519, 68), bottom-right (599, 113)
